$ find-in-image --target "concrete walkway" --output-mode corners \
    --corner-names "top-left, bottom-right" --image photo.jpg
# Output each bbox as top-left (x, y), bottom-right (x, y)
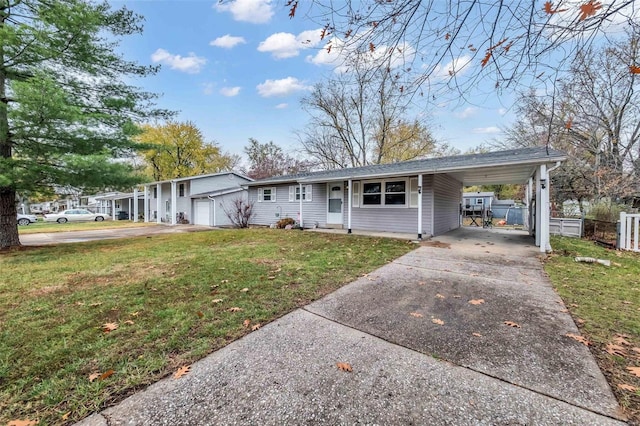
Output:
top-left (77, 227), bottom-right (625, 426)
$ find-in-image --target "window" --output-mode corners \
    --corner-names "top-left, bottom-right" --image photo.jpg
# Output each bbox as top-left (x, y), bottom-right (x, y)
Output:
top-left (409, 178), bottom-right (419, 208)
top-left (475, 198), bottom-right (484, 205)
top-left (289, 185), bottom-right (312, 202)
top-left (352, 181), bottom-right (360, 207)
top-left (179, 183), bottom-right (185, 197)
top-left (361, 179), bottom-right (408, 207)
top-left (258, 187), bottom-right (276, 202)
top-left (153, 188), bottom-right (158, 198)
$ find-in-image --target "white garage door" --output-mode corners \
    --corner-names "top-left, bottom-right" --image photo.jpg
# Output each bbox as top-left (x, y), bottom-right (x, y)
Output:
top-left (193, 200), bottom-right (210, 226)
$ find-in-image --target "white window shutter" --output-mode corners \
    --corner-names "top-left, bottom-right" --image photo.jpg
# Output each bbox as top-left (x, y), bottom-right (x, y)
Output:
top-left (271, 187), bottom-right (277, 202)
top-left (258, 188), bottom-right (263, 202)
top-left (352, 182), bottom-right (360, 207)
top-left (409, 178), bottom-right (419, 207)
top-left (305, 185), bottom-right (312, 201)
top-left (289, 186), bottom-right (295, 202)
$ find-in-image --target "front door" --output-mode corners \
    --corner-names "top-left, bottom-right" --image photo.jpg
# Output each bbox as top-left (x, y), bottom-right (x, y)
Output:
top-left (327, 183), bottom-right (343, 225)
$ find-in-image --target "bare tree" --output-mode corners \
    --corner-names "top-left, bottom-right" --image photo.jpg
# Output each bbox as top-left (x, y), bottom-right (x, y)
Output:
top-left (223, 197), bottom-right (255, 228)
top-left (243, 138), bottom-right (312, 179)
top-left (288, 0), bottom-right (638, 99)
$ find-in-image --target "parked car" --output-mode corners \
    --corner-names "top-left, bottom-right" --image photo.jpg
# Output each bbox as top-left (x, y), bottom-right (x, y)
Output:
top-left (43, 209), bottom-right (107, 223)
top-left (17, 213), bottom-right (38, 226)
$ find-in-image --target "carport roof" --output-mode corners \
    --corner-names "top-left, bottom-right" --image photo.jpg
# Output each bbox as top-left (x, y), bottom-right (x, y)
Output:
top-left (246, 147), bottom-right (566, 186)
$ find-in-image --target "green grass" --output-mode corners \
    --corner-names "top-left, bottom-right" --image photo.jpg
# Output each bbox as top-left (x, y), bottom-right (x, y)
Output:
top-left (0, 229), bottom-right (414, 425)
top-left (18, 220), bottom-right (157, 234)
top-left (545, 236), bottom-right (640, 423)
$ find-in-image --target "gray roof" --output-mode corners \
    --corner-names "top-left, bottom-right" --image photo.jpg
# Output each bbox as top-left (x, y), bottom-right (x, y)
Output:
top-left (246, 147), bottom-right (566, 186)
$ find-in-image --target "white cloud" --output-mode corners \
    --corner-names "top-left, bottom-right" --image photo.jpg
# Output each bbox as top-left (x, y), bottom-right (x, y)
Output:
top-left (210, 35), bottom-right (247, 49)
top-left (307, 37), bottom-right (415, 74)
top-left (498, 108), bottom-right (507, 116)
top-left (257, 29), bottom-right (323, 59)
top-left (454, 107), bottom-right (478, 119)
top-left (214, 0), bottom-right (273, 24)
top-left (275, 103), bottom-right (288, 109)
top-left (203, 82), bottom-right (215, 95)
top-left (472, 126), bottom-right (501, 134)
top-left (220, 86), bottom-right (241, 97)
top-left (432, 55), bottom-right (473, 79)
top-left (256, 77), bottom-right (311, 97)
top-left (151, 48), bottom-right (206, 74)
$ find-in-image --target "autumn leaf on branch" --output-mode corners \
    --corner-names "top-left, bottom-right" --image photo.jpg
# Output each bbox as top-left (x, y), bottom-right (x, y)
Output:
top-left (543, 1), bottom-right (568, 14)
top-left (481, 51), bottom-right (492, 68)
top-left (174, 365), bottom-right (191, 379)
top-left (565, 118), bottom-right (573, 129)
top-left (336, 362), bottom-right (353, 372)
top-left (286, 0), bottom-right (298, 19)
top-left (579, 1), bottom-right (602, 21)
top-left (320, 24), bottom-right (330, 40)
top-left (630, 65), bottom-right (640, 74)
top-left (445, 33), bottom-right (451, 40)
top-left (369, 43), bottom-right (376, 53)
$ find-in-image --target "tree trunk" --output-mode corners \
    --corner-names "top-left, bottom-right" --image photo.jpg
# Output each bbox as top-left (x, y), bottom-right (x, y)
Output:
top-left (0, 187), bottom-right (20, 249)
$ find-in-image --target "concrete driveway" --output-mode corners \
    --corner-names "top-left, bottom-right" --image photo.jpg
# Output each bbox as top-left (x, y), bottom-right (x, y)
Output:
top-left (78, 228), bottom-right (625, 426)
top-left (20, 225), bottom-right (213, 245)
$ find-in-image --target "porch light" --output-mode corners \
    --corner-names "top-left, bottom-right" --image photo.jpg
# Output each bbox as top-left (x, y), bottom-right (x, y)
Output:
top-left (540, 179), bottom-right (547, 189)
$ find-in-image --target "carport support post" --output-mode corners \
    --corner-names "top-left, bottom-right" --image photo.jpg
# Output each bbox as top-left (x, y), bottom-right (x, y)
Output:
top-left (347, 179), bottom-right (352, 233)
top-left (538, 164), bottom-right (550, 253)
top-left (417, 174), bottom-right (423, 240)
top-left (133, 188), bottom-right (139, 223)
top-left (156, 183), bottom-right (162, 224)
top-left (111, 199), bottom-right (116, 221)
top-left (535, 170), bottom-right (541, 248)
top-left (298, 183), bottom-right (304, 228)
top-left (526, 178), bottom-right (533, 235)
top-left (171, 181), bottom-right (177, 225)
top-left (143, 186), bottom-right (149, 223)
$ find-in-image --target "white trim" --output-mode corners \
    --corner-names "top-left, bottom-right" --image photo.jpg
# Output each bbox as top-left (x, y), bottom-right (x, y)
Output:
top-left (156, 183), bottom-right (162, 224)
top-left (347, 179), bottom-right (352, 232)
top-left (171, 181), bottom-right (177, 225)
top-left (289, 184), bottom-right (313, 202)
top-left (258, 187), bottom-right (276, 202)
top-left (143, 186), bottom-right (149, 223)
top-left (133, 188), bottom-right (139, 222)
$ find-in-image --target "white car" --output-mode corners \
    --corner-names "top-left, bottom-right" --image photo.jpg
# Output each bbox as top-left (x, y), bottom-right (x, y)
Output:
top-left (43, 209), bottom-right (108, 223)
top-left (17, 213), bottom-right (38, 226)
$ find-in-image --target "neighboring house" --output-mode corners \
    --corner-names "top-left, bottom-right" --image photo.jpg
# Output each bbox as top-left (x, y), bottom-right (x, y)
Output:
top-left (462, 192), bottom-right (495, 216)
top-left (247, 147), bottom-right (566, 253)
top-left (97, 172), bottom-right (252, 226)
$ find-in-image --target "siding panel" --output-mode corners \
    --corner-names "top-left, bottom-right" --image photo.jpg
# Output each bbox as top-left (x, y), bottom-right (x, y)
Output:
top-left (433, 174), bottom-right (462, 236)
top-left (249, 183), bottom-right (327, 227)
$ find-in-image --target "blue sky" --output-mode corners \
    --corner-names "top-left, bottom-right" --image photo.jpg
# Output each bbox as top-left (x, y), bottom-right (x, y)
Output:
top-left (110, 0), bottom-right (519, 159)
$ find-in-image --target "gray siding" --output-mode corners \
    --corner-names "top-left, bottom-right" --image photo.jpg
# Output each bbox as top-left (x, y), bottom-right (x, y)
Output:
top-left (432, 173), bottom-right (462, 236)
top-left (192, 191), bottom-right (248, 227)
top-left (249, 183), bottom-right (326, 227)
top-left (190, 173), bottom-right (249, 194)
top-left (345, 176), bottom-right (433, 236)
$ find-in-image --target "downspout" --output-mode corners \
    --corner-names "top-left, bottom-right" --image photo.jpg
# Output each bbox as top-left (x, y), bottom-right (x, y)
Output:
top-left (299, 183), bottom-right (303, 228)
top-left (347, 179), bottom-right (352, 234)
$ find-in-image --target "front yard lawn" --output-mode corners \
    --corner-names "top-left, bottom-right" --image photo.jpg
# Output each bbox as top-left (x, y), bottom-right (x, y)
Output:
top-left (0, 229), bottom-right (414, 425)
top-left (545, 236), bottom-right (640, 424)
top-left (18, 220), bottom-right (157, 234)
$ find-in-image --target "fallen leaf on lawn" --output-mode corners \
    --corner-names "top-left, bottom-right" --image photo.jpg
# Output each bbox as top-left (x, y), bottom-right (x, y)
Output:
top-left (61, 412), bottom-right (71, 421)
top-left (130, 311), bottom-right (140, 317)
top-left (99, 369), bottom-right (115, 381)
top-left (453, 295), bottom-right (461, 298)
top-left (243, 319), bottom-right (251, 328)
top-left (271, 268), bottom-right (282, 273)
top-left (622, 301), bottom-right (632, 305)
top-left (468, 299), bottom-right (485, 305)
top-left (88, 372), bottom-right (101, 382)
top-left (124, 320), bottom-right (135, 325)
top-left (221, 279), bottom-right (229, 283)
top-left (228, 307), bottom-right (243, 312)
top-left (240, 287), bottom-right (249, 292)
top-left (612, 262), bottom-right (622, 267)
top-left (504, 321), bottom-right (521, 328)
top-left (472, 332), bottom-right (483, 337)
top-left (89, 302), bottom-right (103, 307)
top-left (435, 294), bottom-right (445, 299)
top-left (418, 281), bottom-right (426, 286)
top-left (618, 383), bottom-right (637, 392)
top-left (471, 273), bottom-right (479, 277)
top-left (632, 347), bottom-right (640, 354)
top-left (102, 323), bottom-right (118, 332)
top-left (410, 312), bottom-right (423, 318)
top-left (627, 366), bottom-right (640, 377)
top-left (212, 299), bottom-right (223, 304)
top-left (267, 276), bottom-right (276, 280)
top-left (432, 318), bottom-right (444, 325)
top-left (605, 343), bottom-right (627, 357)
top-left (174, 365), bottom-right (190, 379)
top-left (7, 420), bottom-right (38, 426)
top-left (336, 362), bottom-right (352, 372)
top-left (565, 333), bottom-right (590, 346)
top-left (576, 318), bottom-right (585, 325)
top-left (614, 336), bottom-right (631, 346)
top-left (251, 323), bottom-right (261, 331)
top-left (570, 303), bottom-right (579, 307)
top-left (197, 311), bottom-right (204, 318)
